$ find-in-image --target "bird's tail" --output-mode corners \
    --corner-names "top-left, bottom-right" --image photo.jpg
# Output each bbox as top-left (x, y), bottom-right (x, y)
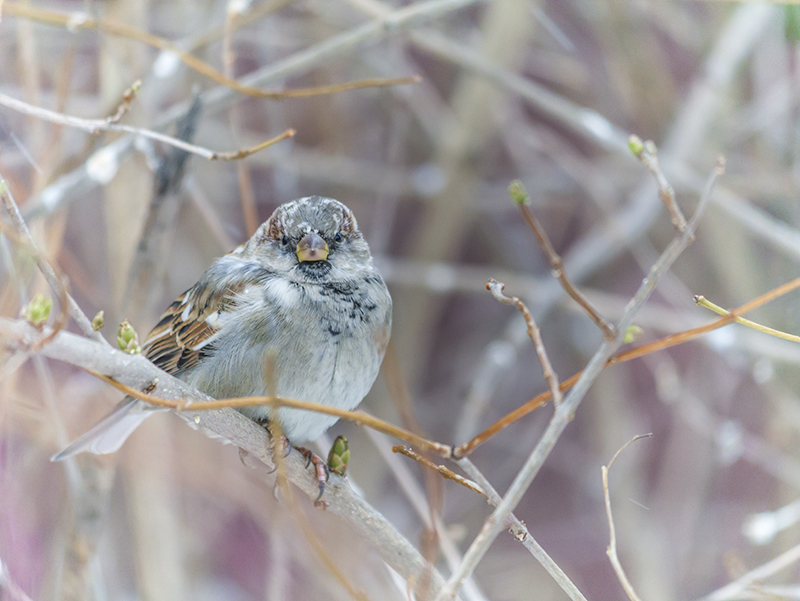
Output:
top-left (51, 398), bottom-right (164, 461)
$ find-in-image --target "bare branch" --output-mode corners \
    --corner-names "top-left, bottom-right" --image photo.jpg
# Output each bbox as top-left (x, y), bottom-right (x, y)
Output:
top-left (90, 370), bottom-right (452, 456)
top-left (602, 434), bottom-right (653, 601)
top-left (436, 161), bottom-right (722, 601)
top-left (0, 91), bottom-right (295, 161)
top-left (628, 135), bottom-right (687, 233)
top-left (698, 543), bottom-right (800, 601)
top-left (0, 174), bottom-right (107, 344)
top-left (3, 2), bottom-right (421, 101)
top-left (486, 278), bottom-right (562, 407)
top-left (457, 458), bottom-right (589, 601)
top-left (455, 271), bottom-right (800, 458)
top-left (509, 181), bottom-right (616, 341)
top-left (392, 445), bottom-right (486, 498)
top-left (0, 317), bottom-right (461, 600)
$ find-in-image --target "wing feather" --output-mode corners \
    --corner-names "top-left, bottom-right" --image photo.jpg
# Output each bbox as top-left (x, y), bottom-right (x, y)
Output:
top-left (142, 260), bottom-right (270, 376)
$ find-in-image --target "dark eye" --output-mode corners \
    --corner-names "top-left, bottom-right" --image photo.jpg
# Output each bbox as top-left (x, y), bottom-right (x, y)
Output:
top-left (281, 235), bottom-right (290, 246)
top-left (334, 232), bottom-right (344, 243)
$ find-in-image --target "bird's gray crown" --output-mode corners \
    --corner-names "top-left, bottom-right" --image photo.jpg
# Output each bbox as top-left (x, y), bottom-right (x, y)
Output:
top-left (262, 196), bottom-right (359, 242)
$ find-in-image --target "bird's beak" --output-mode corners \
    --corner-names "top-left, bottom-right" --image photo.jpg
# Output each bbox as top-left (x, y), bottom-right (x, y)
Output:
top-left (296, 231), bottom-right (329, 262)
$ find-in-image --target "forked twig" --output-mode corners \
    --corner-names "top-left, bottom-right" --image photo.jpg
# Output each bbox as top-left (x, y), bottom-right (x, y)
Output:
top-left (509, 181), bottom-right (616, 341)
top-left (436, 159), bottom-right (723, 601)
top-left (0, 174), bottom-right (106, 344)
top-left (602, 434), bottom-right (653, 601)
top-left (0, 317), bottom-right (458, 598)
top-left (629, 135), bottom-right (688, 233)
top-left (454, 275), bottom-right (800, 457)
top-left (0, 91), bottom-right (295, 161)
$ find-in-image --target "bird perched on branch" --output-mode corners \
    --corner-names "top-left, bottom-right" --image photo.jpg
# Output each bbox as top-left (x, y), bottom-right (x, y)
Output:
top-left (54, 196), bottom-right (392, 495)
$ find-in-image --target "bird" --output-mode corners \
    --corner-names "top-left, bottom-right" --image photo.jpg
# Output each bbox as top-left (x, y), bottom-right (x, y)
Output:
top-left (53, 196), bottom-right (392, 494)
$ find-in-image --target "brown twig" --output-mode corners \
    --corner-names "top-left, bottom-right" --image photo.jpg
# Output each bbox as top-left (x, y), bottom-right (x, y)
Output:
top-left (455, 274), bottom-right (800, 458)
top-left (392, 446), bottom-right (486, 498)
top-left (0, 91), bottom-right (295, 161)
top-left (381, 339), bottom-right (444, 598)
top-left (486, 279), bottom-right (562, 407)
top-left (266, 385), bottom-right (374, 601)
top-left (211, 129), bottom-right (296, 161)
top-left (602, 433), bottom-right (653, 601)
top-left (86, 370), bottom-right (454, 457)
top-left (509, 181), bottom-right (616, 341)
top-left (628, 135), bottom-right (688, 233)
top-left (0, 318), bottom-right (456, 597)
top-left (3, 2), bottom-right (421, 101)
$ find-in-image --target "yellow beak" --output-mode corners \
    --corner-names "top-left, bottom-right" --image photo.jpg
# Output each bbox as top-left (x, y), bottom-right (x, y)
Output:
top-left (296, 231), bottom-right (329, 262)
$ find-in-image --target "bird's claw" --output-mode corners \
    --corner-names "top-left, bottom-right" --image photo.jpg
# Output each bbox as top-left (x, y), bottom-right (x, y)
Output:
top-left (297, 447), bottom-right (329, 502)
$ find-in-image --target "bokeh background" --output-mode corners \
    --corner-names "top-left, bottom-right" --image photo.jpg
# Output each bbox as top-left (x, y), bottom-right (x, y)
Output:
top-left (2, 0), bottom-right (800, 600)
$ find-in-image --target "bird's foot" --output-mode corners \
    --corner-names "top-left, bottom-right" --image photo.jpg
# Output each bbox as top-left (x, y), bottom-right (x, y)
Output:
top-left (297, 447), bottom-right (329, 502)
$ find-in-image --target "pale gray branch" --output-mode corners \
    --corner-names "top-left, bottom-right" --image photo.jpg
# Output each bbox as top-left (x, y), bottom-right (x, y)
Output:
top-left (436, 160), bottom-right (722, 601)
top-left (0, 317), bottom-right (459, 601)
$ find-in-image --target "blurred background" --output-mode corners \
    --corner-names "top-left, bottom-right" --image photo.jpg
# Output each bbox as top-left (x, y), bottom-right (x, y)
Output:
top-left (2, 0), bottom-right (800, 599)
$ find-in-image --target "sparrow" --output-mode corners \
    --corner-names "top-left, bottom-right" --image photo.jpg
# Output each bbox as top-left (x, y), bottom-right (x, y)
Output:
top-left (53, 196), bottom-right (392, 492)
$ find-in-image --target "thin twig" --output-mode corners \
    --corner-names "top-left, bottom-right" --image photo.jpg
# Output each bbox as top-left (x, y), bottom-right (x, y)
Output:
top-left (628, 135), bottom-right (688, 233)
top-left (0, 318), bottom-right (461, 599)
top-left (456, 458), bottom-right (589, 601)
top-left (222, 7), bottom-right (259, 237)
top-left (509, 181), bottom-right (615, 341)
top-left (455, 274), bottom-right (800, 457)
top-left (698, 542), bottom-right (800, 601)
top-left (602, 434), bottom-right (653, 601)
top-left (212, 129), bottom-right (296, 161)
top-left (392, 446), bottom-right (486, 498)
top-left (0, 173), bottom-right (106, 344)
top-left (436, 159), bottom-right (722, 601)
top-left (3, 2), bottom-right (421, 101)
top-left (161, 0), bottom-right (481, 123)
top-left (695, 295), bottom-right (800, 344)
top-left (0, 91), bottom-right (295, 161)
top-left (86, 369), bottom-right (454, 456)
top-left (486, 279), bottom-right (562, 406)
top-left (270, 413), bottom-right (373, 601)
top-left (366, 431), bottom-right (489, 601)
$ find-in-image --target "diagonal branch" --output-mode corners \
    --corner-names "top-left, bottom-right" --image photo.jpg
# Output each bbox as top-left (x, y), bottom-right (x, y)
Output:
top-left (435, 160), bottom-right (723, 601)
top-left (0, 317), bottom-right (461, 601)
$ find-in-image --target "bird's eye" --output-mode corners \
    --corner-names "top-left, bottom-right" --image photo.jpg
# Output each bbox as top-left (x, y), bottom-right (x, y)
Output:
top-left (281, 235), bottom-right (290, 246)
top-left (334, 232), bottom-right (344, 243)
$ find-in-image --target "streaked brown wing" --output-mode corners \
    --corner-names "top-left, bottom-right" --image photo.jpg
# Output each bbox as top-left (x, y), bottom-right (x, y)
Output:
top-left (142, 282), bottom-right (241, 376)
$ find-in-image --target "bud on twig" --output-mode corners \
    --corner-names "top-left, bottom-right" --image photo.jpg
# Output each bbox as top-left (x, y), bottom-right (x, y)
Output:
top-left (92, 310), bottom-right (105, 331)
top-left (327, 435), bottom-right (350, 476)
top-left (508, 180), bottom-right (530, 206)
top-left (117, 319), bottom-right (141, 354)
top-left (623, 325), bottom-right (644, 344)
top-left (21, 293), bottom-right (52, 327)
